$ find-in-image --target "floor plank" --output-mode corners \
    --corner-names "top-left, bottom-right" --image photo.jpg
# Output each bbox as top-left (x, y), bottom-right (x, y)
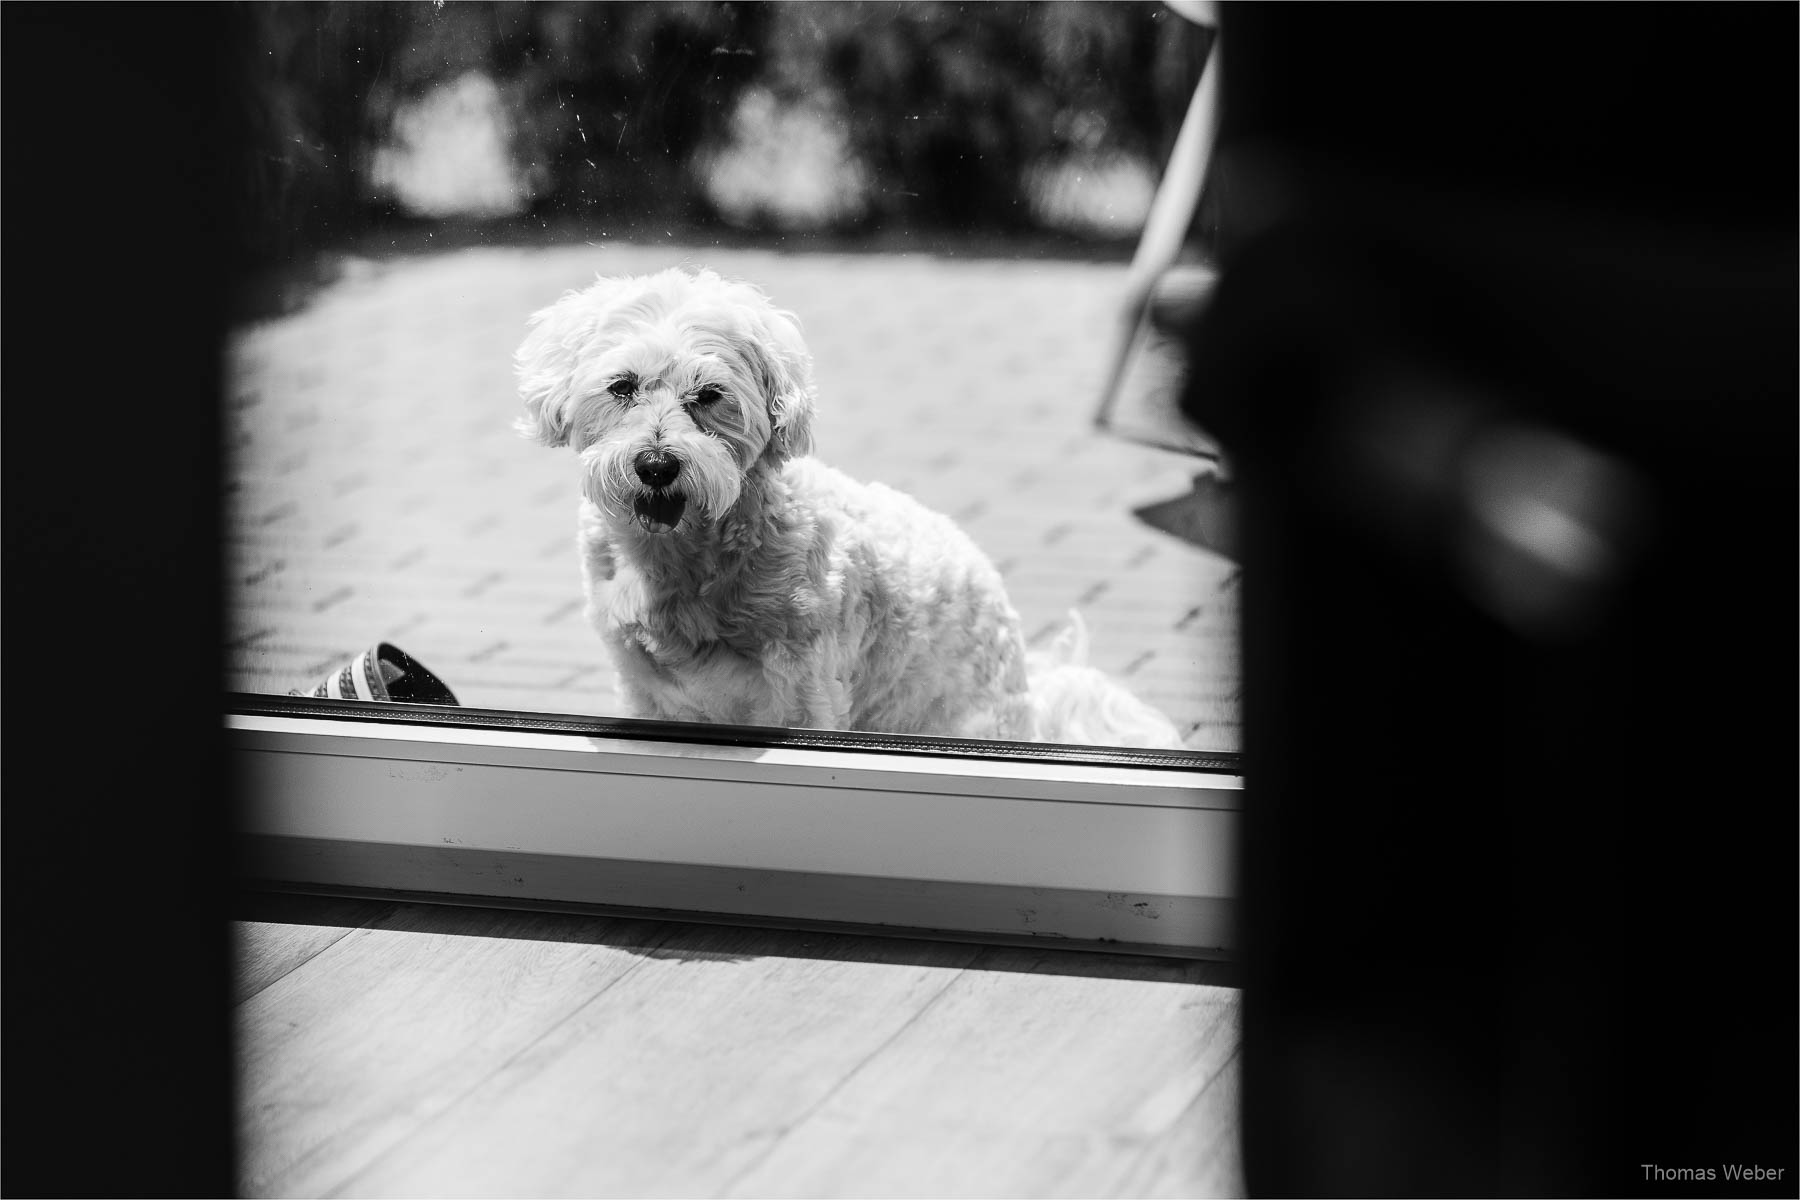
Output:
top-left (1114, 1047), bottom-right (1244, 1198)
top-left (237, 904), bottom-right (679, 1198)
top-left (721, 947), bottom-right (1239, 1198)
top-left (234, 898), bottom-right (1244, 1198)
top-left (233, 894), bottom-right (400, 1005)
top-left (330, 924), bottom-right (986, 1198)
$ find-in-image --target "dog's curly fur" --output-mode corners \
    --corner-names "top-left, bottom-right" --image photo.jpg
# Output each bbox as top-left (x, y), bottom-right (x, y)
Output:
top-left (516, 266), bottom-right (1183, 747)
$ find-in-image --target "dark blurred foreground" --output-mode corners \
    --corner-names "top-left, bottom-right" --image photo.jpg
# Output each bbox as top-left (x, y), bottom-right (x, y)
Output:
top-left (1187, 5), bottom-right (1797, 1195)
top-left (3, 4), bottom-right (1795, 1197)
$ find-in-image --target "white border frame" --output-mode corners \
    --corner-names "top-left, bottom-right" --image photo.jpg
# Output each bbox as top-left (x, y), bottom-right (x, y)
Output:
top-left (231, 708), bottom-right (1240, 956)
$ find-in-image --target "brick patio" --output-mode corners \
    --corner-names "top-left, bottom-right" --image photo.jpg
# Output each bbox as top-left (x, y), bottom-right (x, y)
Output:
top-left (224, 241), bottom-right (1240, 751)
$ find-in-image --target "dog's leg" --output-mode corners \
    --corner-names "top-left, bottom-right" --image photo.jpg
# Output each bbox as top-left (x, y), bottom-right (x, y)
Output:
top-left (576, 502), bottom-right (649, 716)
top-left (802, 670), bottom-right (853, 731)
top-left (578, 507), bottom-right (620, 647)
top-left (577, 500), bottom-right (617, 586)
top-left (754, 642), bottom-right (851, 730)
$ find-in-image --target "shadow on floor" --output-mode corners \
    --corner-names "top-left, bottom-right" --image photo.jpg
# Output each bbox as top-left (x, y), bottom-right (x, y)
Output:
top-left (234, 888), bottom-right (1239, 986)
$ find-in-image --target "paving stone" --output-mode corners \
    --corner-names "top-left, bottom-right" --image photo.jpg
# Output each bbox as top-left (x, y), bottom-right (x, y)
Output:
top-left (226, 241), bottom-right (1239, 747)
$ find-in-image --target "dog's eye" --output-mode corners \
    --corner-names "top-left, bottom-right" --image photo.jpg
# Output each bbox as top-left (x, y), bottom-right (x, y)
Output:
top-left (607, 376), bottom-right (637, 399)
top-left (692, 385), bottom-right (723, 407)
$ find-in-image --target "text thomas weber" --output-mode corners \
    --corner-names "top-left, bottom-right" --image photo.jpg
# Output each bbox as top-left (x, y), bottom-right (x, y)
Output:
top-left (1641, 1163), bottom-right (1788, 1184)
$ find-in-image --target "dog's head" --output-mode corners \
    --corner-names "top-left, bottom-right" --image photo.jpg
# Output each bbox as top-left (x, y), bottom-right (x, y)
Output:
top-left (515, 267), bottom-right (817, 534)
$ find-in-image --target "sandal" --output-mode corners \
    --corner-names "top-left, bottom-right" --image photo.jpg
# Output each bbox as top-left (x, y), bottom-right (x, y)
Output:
top-left (290, 643), bottom-right (460, 706)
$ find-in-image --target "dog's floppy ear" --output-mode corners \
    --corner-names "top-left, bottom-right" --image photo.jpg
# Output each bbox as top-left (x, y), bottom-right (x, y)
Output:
top-left (752, 305), bottom-right (817, 462)
top-left (515, 278), bottom-right (624, 447)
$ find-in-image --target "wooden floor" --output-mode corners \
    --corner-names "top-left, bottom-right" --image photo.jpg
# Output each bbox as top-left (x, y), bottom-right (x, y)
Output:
top-left (236, 892), bottom-right (1242, 1198)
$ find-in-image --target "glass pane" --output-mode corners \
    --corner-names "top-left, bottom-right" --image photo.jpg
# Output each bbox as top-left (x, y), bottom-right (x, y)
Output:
top-left (226, 1), bottom-right (1238, 752)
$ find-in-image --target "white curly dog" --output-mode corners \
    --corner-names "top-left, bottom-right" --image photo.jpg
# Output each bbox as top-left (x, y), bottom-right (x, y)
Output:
top-left (516, 266), bottom-right (1183, 748)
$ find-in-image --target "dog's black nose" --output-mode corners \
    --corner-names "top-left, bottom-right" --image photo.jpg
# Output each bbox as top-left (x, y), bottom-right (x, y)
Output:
top-left (633, 449), bottom-right (682, 488)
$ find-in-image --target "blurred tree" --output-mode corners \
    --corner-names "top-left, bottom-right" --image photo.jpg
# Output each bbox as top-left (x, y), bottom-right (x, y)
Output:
top-left (231, 2), bottom-right (411, 266)
top-left (504, 1), bottom-right (769, 218)
top-left (230, 0), bottom-right (1208, 262)
top-left (765, 2), bottom-right (1206, 230)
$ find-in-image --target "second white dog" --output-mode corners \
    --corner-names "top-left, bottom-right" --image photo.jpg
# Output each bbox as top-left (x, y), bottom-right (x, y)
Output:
top-left (515, 266), bottom-right (1183, 748)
